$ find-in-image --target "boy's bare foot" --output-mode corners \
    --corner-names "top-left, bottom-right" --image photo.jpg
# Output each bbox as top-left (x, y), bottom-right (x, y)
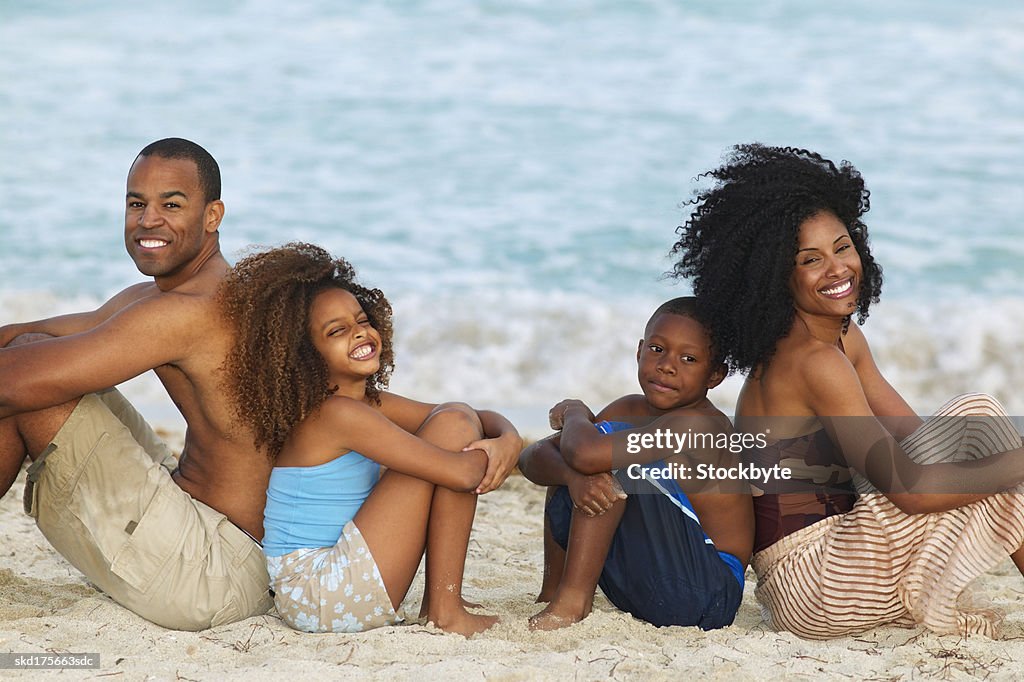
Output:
top-left (528, 598), bottom-right (591, 631)
top-left (430, 610), bottom-right (499, 637)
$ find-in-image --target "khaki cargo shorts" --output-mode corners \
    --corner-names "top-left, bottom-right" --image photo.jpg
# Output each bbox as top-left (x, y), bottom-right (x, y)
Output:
top-left (23, 388), bottom-right (273, 630)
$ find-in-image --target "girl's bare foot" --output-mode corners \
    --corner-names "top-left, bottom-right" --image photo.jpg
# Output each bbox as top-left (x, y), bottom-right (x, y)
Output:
top-left (420, 595), bottom-right (482, 619)
top-left (430, 609), bottom-right (499, 637)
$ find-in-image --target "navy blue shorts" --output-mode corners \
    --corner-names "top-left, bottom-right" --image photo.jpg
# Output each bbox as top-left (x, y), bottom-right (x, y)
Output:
top-left (546, 472), bottom-right (743, 630)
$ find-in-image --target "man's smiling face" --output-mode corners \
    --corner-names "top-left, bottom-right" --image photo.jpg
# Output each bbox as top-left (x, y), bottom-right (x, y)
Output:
top-left (124, 154), bottom-right (217, 285)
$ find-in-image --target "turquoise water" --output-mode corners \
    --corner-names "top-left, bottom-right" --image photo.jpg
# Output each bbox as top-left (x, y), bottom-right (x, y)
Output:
top-left (2, 1), bottom-right (1023, 428)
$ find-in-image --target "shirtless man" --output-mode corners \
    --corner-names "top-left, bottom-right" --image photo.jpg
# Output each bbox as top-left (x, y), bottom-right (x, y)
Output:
top-left (0, 138), bottom-right (273, 630)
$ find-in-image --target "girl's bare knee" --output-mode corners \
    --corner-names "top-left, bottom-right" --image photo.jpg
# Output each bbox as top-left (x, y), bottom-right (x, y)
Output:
top-left (421, 403), bottom-right (483, 443)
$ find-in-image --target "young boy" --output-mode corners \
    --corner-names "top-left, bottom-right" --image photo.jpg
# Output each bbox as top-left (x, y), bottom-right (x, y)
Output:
top-left (518, 297), bottom-right (753, 630)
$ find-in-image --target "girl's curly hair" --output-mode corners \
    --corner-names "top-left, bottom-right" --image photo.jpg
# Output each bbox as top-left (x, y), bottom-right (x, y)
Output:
top-left (219, 242), bottom-right (395, 460)
top-left (670, 144), bottom-right (883, 374)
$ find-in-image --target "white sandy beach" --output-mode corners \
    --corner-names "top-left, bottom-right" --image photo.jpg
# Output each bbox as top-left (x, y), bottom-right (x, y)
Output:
top-left (3, 425), bottom-right (1024, 682)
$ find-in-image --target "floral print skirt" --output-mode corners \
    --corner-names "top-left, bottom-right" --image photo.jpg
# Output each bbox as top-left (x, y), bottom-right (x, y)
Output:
top-left (267, 520), bottom-right (401, 633)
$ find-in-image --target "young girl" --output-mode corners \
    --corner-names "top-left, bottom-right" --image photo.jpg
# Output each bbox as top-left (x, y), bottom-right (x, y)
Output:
top-left (219, 242), bottom-right (521, 636)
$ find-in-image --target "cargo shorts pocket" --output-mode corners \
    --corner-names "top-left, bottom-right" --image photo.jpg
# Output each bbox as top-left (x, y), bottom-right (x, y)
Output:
top-left (108, 484), bottom-right (186, 594)
top-left (23, 444), bottom-right (57, 518)
top-left (23, 475), bottom-right (39, 517)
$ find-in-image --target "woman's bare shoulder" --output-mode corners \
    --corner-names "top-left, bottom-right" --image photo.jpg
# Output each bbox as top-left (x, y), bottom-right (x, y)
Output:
top-left (753, 337), bottom-right (864, 417)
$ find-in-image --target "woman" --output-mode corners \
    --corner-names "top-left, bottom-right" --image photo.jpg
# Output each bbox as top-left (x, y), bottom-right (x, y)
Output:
top-left (671, 144), bottom-right (1024, 639)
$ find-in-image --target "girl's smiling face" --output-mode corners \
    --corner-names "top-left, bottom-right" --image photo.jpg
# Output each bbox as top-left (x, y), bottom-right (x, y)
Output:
top-left (789, 211), bottom-right (863, 321)
top-left (308, 287), bottom-right (382, 389)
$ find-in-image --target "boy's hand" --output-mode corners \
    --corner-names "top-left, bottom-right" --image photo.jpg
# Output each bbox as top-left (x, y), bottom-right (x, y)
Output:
top-left (548, 399), bottom-right (595, 430)
top-left (567, 471), bottom-right (626, 516)
top-left (467, 432), bottom-right (523, 494)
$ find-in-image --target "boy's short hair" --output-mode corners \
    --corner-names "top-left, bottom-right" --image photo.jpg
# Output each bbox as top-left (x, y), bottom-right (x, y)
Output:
top-left (647, 296), bottom-right (699, 329)
top-left (646, 296), bottom-right (725, 368)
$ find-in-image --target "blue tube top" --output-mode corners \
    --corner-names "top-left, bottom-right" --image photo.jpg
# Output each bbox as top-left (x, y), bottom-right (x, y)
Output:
top-left (263, 450), bottom-right (381, 557)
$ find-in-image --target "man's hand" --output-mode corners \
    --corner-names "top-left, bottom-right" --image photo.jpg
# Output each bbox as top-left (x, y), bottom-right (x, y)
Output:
top-left (468, 431), bottom-right (523, 494)
top-left (548, 399), bottom-right (595, 430)
top-left (567, 471), bottom-right (626, 516)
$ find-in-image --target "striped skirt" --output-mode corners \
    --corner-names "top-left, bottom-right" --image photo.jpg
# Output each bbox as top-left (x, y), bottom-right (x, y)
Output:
top-left (752, 393), bottom-right (1024, 639)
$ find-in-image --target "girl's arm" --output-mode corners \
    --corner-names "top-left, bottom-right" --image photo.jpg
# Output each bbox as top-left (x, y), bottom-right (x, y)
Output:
top-left (469, 409), bottom-right (523, 494)
top-left (319, 395), bottom-right (488, 492)
top-left (843, 324), bottom-right (922, 440)
top-left (377, 391), bottom-right (439, 433)
top-left (378, 392), bottom-right (522, 493)
top-left (803, 345), bottom-right (1024, 514)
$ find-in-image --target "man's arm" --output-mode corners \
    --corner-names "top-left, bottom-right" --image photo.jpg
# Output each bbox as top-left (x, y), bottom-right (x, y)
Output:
top-left (0, 283), bottom-right (157, 348)
top-left (0, 290), bottom-right (202, 418)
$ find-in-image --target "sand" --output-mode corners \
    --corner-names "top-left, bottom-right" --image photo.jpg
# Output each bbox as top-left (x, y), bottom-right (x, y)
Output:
top-left (3, 446), bottom-right (1024, 681)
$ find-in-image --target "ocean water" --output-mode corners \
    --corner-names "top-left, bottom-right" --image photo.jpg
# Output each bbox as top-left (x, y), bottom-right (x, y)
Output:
top-left (1, 1), bottom-right (1023, 437)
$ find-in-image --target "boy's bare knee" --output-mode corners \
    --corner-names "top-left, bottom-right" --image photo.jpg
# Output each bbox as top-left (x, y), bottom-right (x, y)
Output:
top-left (6, 332), bottom-right (54, 348)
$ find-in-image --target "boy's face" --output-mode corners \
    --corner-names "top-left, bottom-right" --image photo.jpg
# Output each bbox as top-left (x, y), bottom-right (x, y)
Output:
top-left (636, 313), bottom-right (725, 412)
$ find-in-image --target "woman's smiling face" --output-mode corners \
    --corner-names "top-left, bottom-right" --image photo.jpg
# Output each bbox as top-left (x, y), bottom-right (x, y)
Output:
top-left (789, 211), bottom-right (863, 320)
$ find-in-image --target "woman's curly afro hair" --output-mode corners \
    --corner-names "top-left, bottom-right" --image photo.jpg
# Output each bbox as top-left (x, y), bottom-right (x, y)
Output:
top-left (219, 242), bottom-right (395, 460)
top-left (670, 144), bottom-right (882, 374)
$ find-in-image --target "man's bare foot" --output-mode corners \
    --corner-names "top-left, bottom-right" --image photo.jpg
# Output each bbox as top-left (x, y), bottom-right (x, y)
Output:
top-left (430, 610), bottom-right (499, 637)
top-left (528, 599), bottom-right (590, 631)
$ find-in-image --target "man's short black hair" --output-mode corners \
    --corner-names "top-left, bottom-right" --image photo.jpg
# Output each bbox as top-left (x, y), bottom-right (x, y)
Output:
top-left (137, 137), bottom-right (221, 203)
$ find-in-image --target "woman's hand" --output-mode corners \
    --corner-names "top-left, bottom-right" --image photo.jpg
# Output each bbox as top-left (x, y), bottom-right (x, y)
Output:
top-left (468, 431), bottom-right (523, 494)
top-left (567, 471), bottom-right (626, 516)
top-left (549, 399), bottom-right (595, 430)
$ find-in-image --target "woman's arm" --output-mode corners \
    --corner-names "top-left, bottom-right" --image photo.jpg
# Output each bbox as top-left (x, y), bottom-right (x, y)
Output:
top-left (843, 324), bottom-right (922, 440)
top-left (803, 347), bottom-right (1024, 514)
top-left (316, 396), bottom-right (488, 492)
